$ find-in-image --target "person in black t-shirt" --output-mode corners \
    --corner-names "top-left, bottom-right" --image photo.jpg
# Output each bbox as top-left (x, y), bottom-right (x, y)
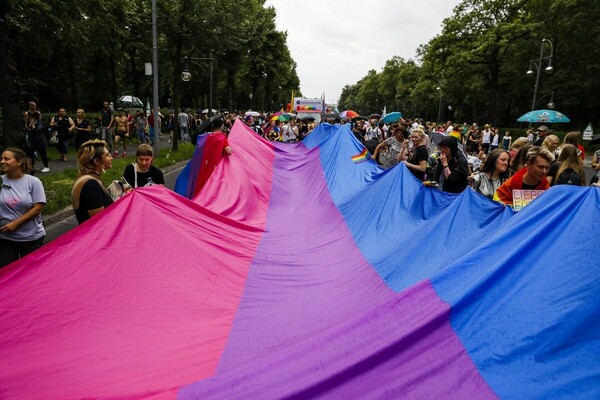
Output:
top-left (122, 144), bottom-right (165, 189)
top-left (400, 127), bottom-right (429, 181)
top-left (72, 140), bottom-right (114, 224)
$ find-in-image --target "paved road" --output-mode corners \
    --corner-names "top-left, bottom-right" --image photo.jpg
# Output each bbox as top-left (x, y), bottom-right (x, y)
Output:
top-left (43, 161), bottom-right (186, 243)
top-left (37, 134), bottom-right (175, 175)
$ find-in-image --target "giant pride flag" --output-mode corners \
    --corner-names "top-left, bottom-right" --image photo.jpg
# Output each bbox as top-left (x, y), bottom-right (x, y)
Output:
top-left (0, 120), bottom-right (598, 399)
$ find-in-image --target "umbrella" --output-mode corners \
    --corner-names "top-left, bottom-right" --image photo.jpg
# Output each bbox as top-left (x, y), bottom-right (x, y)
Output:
top-left (382, 112), bottom-right (403, 124)
top-left (353, 115), bottom-right (367, 121)
top-left (117, 95), bottom-right (144, 107)
top-left (245, 111), bottom-right (260, 117)
top-left (517, 109), bottom-right (570, 123)
top-left (370, 113), bottom-right (381, 119)
top-left (322, 113), bottom-right (339, 120)
top-left (590, 134), bottom-right (600, 145)
top-left (271, 114), bottom-right (290, 122)
top-left (192, 114), bottom-right (222, 145)
top-left (202, 108), bottom-right (218, 114)
top-left (339, 110), bottom-right (359, 119)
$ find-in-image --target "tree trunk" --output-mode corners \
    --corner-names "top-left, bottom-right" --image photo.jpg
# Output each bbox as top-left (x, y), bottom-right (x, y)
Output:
top-left (0, 4), bottom-right (23, 148)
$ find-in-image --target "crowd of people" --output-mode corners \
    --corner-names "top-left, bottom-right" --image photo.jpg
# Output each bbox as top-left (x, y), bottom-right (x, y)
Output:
top-left (1, 103), bottom-right (598, 269)
top-left (344, 118), bottom-right (590, 201)
top-left (19, 101), bottom-right (161, 176)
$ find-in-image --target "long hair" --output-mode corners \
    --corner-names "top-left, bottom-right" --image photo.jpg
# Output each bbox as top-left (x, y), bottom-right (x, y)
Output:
top-left (509, 144), bottom-right (532, 176)
top-left (3, 147), bottom-right (32, 174)
top-left (554, 144), bottom-right (585, 186)
top-left (541, 134), bottom-right (560, 152)
top-left (563, 131), bottom-right (581, 147)
top-left (480, 149), bottom-right (510, 180)
top-left (76, 140), bottom-right (107, 177)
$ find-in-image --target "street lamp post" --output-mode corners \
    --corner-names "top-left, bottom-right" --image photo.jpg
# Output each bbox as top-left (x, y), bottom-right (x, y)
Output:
top-left (151, 0), bottom-right (160, 156)
top-left (181, 54), bottom-right (214, 116)
top-left (436, 86), bottom-right (442, 123)
top-left (526, 38), bottom-right (554, 112)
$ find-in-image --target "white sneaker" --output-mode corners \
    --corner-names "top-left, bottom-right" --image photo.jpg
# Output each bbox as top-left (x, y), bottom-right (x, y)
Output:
top-left (40, 167), bottom-right (50, 173)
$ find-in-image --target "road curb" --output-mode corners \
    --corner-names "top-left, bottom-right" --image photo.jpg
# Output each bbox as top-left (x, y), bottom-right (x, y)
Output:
top-left (42, 159), bottom-right (189, 226)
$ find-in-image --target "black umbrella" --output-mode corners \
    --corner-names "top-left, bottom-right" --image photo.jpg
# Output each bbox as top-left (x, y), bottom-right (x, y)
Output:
top-left (370, 113), bottom-right (381, 119)
top-left (192, 114), bottom-right (223, 145)
top-left (353, 115), bottom-right (367, 121)
top-left (322, 113), bottom-right (339, 119)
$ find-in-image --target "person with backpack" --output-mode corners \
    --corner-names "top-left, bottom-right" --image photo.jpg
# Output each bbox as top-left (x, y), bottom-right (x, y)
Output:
top-left (546, 144), bottom-right (585, 186)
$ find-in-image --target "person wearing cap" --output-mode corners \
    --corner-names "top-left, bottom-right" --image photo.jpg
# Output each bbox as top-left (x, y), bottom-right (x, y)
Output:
top-left (493, 146), bottom-right (553, 206)
top-left (533, 125), bottom-right (549, 146)
top-left (434, 136), bottom-right (469, 193)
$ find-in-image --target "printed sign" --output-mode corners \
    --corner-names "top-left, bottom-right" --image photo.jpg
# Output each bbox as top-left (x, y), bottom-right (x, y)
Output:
top-left (512, 189), bottom-right (545, 211)
top-left (583, 123), bottom-right (593, 140)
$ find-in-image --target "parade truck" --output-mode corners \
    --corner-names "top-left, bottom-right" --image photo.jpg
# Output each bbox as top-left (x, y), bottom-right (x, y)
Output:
top-left (293, 97), bottom-right (324, 123)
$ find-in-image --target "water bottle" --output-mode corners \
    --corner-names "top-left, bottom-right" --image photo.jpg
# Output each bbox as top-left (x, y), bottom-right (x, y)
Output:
top-left (145, 177), bottom-right (155, 187)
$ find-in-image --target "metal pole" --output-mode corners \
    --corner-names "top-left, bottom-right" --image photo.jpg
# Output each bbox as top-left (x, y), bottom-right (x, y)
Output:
top-left (209, 52), bottom-right (213, 117)
top-left (152, 0), bottom-right (160, 156)
top-left (530, 40), bottom-right (546, 112)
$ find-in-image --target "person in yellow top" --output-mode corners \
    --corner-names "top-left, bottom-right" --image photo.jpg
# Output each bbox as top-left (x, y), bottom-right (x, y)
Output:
top-left (113, 108), bottom-right (129, 158)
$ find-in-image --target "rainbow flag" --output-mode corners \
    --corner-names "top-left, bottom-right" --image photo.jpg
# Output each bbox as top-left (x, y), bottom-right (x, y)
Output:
top-left (0, 121), bottom-right (598, 399)
top-left (351, 147), bottom-right (369, 163)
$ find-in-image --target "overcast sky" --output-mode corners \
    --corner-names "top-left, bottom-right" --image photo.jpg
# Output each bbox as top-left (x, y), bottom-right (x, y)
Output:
top-left (264, 0), bottom-right (461, 104)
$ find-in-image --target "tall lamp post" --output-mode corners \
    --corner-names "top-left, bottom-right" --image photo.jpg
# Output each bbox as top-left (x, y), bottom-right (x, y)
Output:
top-left (181, 53), bottom-right (214, 116)
top-left (526, 38), bottom-right (554, 112)
top-left (151, 0), bottom-right (160, 156)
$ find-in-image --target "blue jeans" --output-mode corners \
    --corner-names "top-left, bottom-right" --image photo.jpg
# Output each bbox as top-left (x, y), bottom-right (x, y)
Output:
top-left (180, 126), bottom-right (189, 141)
top-left (137, 128), bottom-right (147, 143)
top-left (102, 127), bottom-right (114, 151)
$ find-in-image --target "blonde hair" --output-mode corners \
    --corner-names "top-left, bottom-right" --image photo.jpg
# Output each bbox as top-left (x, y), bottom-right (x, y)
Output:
top-left (555, 144), bottom-right (584, 186)
top-left (510, 137), bottom-right (529, 151)
top-left (526, 146), bottom-right (555, 164)
top-left (411, 127), bottom-right (424, 138)
top-left (76, 139), bottom-right (108, 176)
top-left (542, 134), bottom-right (560, 150)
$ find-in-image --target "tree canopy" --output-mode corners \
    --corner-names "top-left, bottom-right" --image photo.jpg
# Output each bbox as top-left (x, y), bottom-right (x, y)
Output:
top-left (339, 0), bottom-right (600, 130)
top-left (0, 0), bottom-right (300, 147)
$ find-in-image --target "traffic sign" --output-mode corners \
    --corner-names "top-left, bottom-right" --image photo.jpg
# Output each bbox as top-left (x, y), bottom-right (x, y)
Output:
top-left (583, 123), bottom-right (593, 140)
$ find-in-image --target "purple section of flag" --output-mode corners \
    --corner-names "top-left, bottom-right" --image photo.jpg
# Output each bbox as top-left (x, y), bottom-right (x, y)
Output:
top-left (179, 144), bottom-right (496, 399)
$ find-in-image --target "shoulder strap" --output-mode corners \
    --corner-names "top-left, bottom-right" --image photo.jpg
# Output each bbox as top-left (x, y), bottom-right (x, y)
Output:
top-left (71, 175), bottom-right (109, 210)
top-left (133, 163), bottom-right (138, 188)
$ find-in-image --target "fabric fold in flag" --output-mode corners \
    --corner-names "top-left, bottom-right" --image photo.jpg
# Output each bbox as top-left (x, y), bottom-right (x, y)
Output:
top-left (0, 119), bottom-right (598, 399)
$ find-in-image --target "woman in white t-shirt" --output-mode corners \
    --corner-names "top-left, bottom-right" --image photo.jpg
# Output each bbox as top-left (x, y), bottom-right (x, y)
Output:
top-left (0, 148), bottom-right (46, 268)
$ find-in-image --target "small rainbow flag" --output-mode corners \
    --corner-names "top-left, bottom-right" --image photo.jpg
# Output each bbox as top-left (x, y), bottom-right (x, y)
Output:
top-left (351, 147), bottom-right (369, 164)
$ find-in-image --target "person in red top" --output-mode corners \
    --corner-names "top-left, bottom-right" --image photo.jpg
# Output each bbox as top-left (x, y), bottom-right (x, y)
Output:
top-left (192, 117), bottom-right (232, 195)
top-left (494, 146), bottom-right (554, 206)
